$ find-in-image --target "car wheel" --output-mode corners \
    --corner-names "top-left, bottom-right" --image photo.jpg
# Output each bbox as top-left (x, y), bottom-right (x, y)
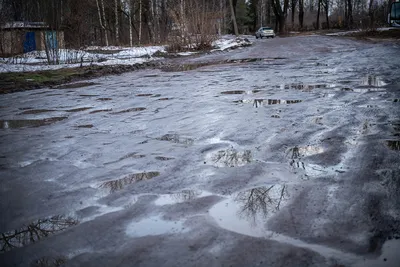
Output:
top-left (260, 36), bottom-right (263, 39)
top-left (256, 36), bottom-right (258, 39)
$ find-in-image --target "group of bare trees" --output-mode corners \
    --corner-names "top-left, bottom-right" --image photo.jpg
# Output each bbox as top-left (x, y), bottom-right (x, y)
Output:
top-left (0, 0), bottom-right (393, 49)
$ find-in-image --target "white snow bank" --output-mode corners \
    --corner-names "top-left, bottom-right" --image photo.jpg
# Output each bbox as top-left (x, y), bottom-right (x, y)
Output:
top-left (0, 35), bottom-right (252, 73)
top-left (212, 35), bottom-right (252, 51)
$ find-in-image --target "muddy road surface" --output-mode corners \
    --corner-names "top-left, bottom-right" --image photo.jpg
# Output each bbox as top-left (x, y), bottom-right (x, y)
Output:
top-left (0, 35), bottom-right (399, 267)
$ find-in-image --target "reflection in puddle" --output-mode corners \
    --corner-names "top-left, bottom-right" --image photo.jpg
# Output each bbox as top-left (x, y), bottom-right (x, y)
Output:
top-left (89, 109), bottom-right (112, 114)
top-left (75, 124), bottom-right (94, 128)
top-left (136, 94), bottom-right (153, 97)
top-left (155, 156), bottom-right (175, 161)
top-left (105, 152), bottom-right (146, 165)
top-left (100, 172), bottom-right (160, 193)
top-left (65, 107), bottom-right (92, 112)
top-left (19, 109), bottom-right (55, 115)
top-left (0, 117), bottom-right (67, 129)
top-left (281, 83), bottom-right (328, 92)
top-left (207, 148), bottom-right (252, 167)
top-left (209, 185), bottom-right (289, 236)
top-left (361, 75), bottom-right (387, 87)
top-left (158, 98), bottom-right (172, 101)
top-left (287, 146), bottom-right (325, 177)
top-left (386, 140), bottom-right (400, 151)
top-left (126, 216), bottom-right (187, 237)
top-left (31, 256), bottom-right (67, 267)
top-left (157, 134), bottom-right (194, 145)
top-left (96, 98), bottom-right (112, 101)
top-left (111, 107), bottom-right (146, 114)
top-left (154, 190), bottom-right (212, 206)
top-left (221, 90), bottom-right (246, 95)
top-left (0, 215), bottom-right (78, 252)
top-left (56, 82), bottom-right (98, 89)
top-left (236, 99), bottom-right (302, 107)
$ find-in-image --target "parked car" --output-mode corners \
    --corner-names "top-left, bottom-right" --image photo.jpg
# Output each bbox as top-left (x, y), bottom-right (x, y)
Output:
top-left (255, 27), bottom-right (275, 39)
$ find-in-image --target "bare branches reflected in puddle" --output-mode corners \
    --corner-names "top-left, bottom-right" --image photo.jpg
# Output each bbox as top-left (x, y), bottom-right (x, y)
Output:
top-left (234, 99), bottom-right (302, 107)
top-left (385, 140), bottom-right (400, 151)
top-left (209, 185), bottom-right (290, 236)
top-left (99, 172), bottom-right (160, 193)
top-left (0, 215), bottom-right (78, 252)
top-left (157, 134), bottom-right (194, 145)
top-left (207, 148), bottom-right (252, 167)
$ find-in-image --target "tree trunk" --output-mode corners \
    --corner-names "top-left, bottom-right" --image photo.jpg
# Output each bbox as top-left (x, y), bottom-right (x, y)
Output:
top-left (229, 0), bottom-right (239, 35)
top-left (368, 0), bottom-right (374, 28)
top-left (291, 0), bottom-right (297, 29)
top-left (139, 0), bottom-right (142, 44)
top-left (299, 0), bottom-right (304, 29)
top-left (95, 0), bottom-right (108, 46)
top-left (347, 0), bottom-right (353, 28)
top-left (115, 0), bottom-right (119, 45)
top-left (101, 0), bottom-right (109, 46)
top-left (324, 0), bottom-right (330, 29)
top-left (316, 0), bottom-right (321, 29)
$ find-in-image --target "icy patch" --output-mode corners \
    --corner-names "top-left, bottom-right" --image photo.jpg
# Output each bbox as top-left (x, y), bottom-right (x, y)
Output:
top-left (125, 216), bottom-right (188, 237)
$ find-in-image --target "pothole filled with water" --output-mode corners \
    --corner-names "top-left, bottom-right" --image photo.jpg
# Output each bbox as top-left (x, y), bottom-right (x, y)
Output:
top-left (154, 190), bottom-right (212, 206)
top-left (19, 109), bottom-right (56, 115)
top-left (111, 107), bottom-right (146, 114)
top-left (385, 140), bottom-right (400, 151)
top-left (157, 134), bottom-right (194, 145)
top-left (0, 117), bottom-right (67, 129)
top-left (65, 107), bottom-right (92, 112)
top-left (125, 216), bottom-right (188, 237)
top-left (99, 171), bottom-right (160, 193)
top-left (205, 147), bottom-right (252, 167)
top-left (235, 99), bottom-right (302, 107)
top-left (0, 215), bottom-right (78, 252)
top-left (209, 184), bottom-right (290, 237)
top-left (360, 75), bottom-right (387, 87)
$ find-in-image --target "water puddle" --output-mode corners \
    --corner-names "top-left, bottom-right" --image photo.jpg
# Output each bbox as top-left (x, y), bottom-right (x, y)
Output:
top-left (125, 216), bottom-right (187, 237)
top-left (75, 124), bottom-right (94, 128)
top-left (99, 171), bottom-right (160, 193)
top-left (209, 185), bottom-right (289, 235)
top-left (394, 99), bottom-right (399, 103)
top-left (136, 94), bottom-right (153, 97)
top-left (79, 94), bottom-right (100, 97)
top-left (157, 134), bottom-right (194, 145)
top-left (89, 109), bottom-right (112, 114)
top-left (286, 146), bottom-right (326, 177)
top-left (155, 156), bottom-right (175, 161)
top-left (154, 190), bottom-right (213, 206)
top-left (105, 153), bottom-right (146, 165)
top-left (221, 90), bottom-right (246, 95)
top-left (385, 140), bottom-right (400, 151)
top-left (0, 117), bottom-right (67, 129)
top-left (96, 98), bottom-right (112, 101)
top-left (31, 256), bottom-right (67, 267)
top-left (205, 148), bottom-right (252, 167)
top-left (0, 215), bottom-right (78, 252)
top-left (158, 98), bottom-right (173, 101)
top-left (361, 75), bottom-right (387, 87)
top-left (65, 107), bottom-right (92, 112)
top-left (281, 83), bottom-right (328, 92)
top-left (19, 109), bottom-right (55, 115)
top-left (18, 107), bottom-right (33, 110)
top-left (56, 82), bottom-right (98, 89)
top-left (111, 107), bottom-right (146, 114)
top-left (235, 99), bottom-right (302, 107)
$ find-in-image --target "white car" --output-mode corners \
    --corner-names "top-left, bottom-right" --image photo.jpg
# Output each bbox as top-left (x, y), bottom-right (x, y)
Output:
top-left (255, 27), bottom-right (275, 39)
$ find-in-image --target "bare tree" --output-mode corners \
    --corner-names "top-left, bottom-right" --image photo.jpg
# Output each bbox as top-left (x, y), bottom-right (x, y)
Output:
top-left (272, 0), bottom-right (289, 33)
top-left (298, 0), bottom-right (304, 29)
top-left (229, 0), bottom-right (239, 35)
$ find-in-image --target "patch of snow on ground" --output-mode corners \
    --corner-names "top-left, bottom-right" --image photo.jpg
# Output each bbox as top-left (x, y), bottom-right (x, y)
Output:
top-left (212, 35), bottom-right (252, 51)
